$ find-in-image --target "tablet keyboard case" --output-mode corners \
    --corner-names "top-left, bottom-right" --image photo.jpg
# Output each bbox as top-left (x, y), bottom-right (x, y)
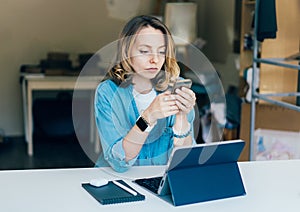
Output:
top-left (165, 140), bottom-right (246, 206)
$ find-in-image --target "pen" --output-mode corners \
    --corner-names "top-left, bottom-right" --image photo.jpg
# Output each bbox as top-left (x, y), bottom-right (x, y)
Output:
top-left (112, 180), bottom-right (137, 196)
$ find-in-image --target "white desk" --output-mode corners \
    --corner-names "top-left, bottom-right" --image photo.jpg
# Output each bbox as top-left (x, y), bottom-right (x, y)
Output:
top-left (21, 74), bottom-right (103, 156)
top-left (0, 160), bottom-right (300, 211)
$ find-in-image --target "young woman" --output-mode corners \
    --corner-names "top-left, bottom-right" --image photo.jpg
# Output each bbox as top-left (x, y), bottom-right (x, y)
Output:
top-left (94, 15), bottom-right (196, 172)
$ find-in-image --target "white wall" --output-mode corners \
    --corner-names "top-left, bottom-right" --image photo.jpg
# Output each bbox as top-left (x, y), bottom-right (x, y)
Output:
top-left (0, 0), bottom-right (153, 136)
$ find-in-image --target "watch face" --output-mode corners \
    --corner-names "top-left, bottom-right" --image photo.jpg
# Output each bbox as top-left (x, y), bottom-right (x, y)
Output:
top-left (136, 116), bottom-right (148, 132)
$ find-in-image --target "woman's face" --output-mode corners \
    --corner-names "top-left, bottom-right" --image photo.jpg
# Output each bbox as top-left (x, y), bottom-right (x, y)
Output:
top-left (129, 26), bottom-right (166, 81)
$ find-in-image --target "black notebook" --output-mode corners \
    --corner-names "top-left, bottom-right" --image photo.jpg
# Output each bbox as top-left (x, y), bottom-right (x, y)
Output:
top-left (82, 180), bottom-right (145, 205)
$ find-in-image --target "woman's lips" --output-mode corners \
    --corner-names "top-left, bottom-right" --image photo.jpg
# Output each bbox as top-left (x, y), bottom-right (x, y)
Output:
top-left (146, 68), bottom-right (158, 72)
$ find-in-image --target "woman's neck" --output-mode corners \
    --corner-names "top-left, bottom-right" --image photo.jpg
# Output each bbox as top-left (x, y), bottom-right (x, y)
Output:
top-left (132, 76), bottom-right (153, 94)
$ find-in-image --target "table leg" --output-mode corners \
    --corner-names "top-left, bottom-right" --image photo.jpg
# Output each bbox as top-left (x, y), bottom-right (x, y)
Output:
top-left (89, 92), bottom-right (100, 153)
top-left (95, 130), bottom-right (100, 154)
top-left (22, 78), bottom-right (29, 144)
top-left (27, 84), bottom-right (33, 156)
top-left (89, 92), bottom-right (94, 144)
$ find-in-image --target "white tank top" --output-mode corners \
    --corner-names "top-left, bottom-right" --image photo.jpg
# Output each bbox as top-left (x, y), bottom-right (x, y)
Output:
top-left (132, 88), bottom-right (156, 113)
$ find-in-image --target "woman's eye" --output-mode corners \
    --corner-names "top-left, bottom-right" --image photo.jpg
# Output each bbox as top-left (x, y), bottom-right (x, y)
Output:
top-left (159, 51), bottom-right (166, 55)
top-left (139, 50), bottom-right (149, 54)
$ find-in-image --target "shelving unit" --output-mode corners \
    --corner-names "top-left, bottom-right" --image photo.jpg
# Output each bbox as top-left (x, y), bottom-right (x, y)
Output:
top-left (249, 0), bottom-right (300, 160)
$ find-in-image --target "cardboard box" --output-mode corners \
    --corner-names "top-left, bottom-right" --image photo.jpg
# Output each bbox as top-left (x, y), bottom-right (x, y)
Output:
top-left (239, 103), bottom-right (300, 161)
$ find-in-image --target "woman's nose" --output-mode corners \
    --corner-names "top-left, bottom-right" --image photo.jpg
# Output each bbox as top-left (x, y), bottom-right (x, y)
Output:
top-left (150, 53), bottom-right (159, 63)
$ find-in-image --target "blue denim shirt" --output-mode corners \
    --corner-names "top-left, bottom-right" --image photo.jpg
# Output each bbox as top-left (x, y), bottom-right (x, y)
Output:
top-left (94, 79), bottom-right (195, 172)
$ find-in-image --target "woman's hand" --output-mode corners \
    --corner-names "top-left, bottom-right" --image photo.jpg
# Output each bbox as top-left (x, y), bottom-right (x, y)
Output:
top-left (142, 91), bottom-right (179, 125)
top-left (174, 87), bottom-right (196, 114)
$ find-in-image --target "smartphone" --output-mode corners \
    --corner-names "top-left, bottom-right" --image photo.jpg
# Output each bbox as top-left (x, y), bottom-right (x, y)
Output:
top-left (171, 79), bottom-right (192, 93)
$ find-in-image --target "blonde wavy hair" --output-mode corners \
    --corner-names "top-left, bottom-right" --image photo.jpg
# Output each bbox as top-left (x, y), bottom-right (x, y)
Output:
top-left (108, 15), bottom-right (180, 91)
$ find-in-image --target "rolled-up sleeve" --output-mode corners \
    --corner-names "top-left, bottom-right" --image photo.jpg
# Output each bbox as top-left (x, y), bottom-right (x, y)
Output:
top-left (111, 140), bottom-right (137, 165)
